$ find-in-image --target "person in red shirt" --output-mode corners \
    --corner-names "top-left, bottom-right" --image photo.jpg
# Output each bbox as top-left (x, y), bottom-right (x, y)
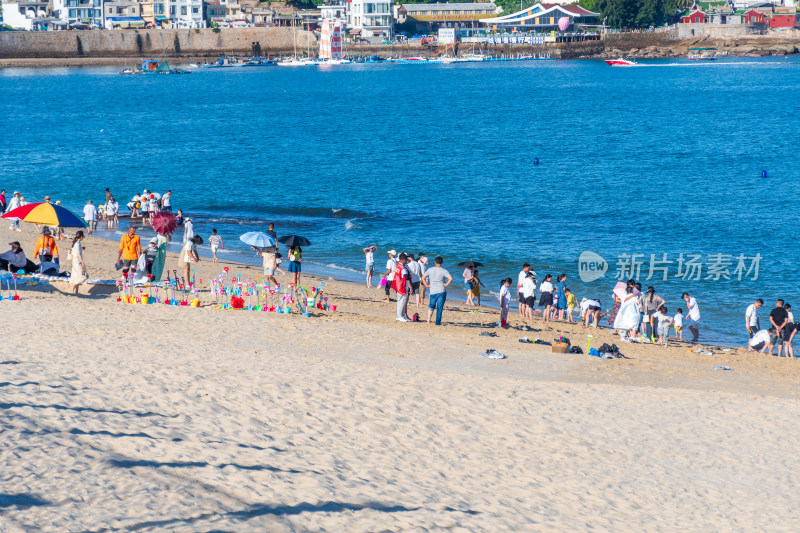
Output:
top-left (392, 253), bottom-right (412, 322)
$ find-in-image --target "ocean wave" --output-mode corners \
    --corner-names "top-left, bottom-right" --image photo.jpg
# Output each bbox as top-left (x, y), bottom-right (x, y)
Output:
top-left (306, 261), bottom-right (365, 274)
top-left (200, 205), bottom-right (370, 220)
top-left (344, 219), bottom-right (361, 231)
top-left (270, 207), bottom-right (370, 219)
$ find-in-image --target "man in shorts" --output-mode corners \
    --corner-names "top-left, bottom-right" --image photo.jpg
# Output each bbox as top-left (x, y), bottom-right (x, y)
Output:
top-left (681, 292), bottom-right (701, 342)
top-left (769, 299), bottom-right (789, 356)
top-left (117, 226), bottom-right (141, 279)
top-left (406, 253), bottom-right (423, 307)
top-left (259, 246), bottom-right (278, 287)
top-left (417, 252), bottom-right (428, 304)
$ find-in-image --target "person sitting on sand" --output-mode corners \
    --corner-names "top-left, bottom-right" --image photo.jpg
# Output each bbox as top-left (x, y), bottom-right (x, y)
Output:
top-left (0, 241), bottom-right (27, 272)
top-left (143, 238), bottom-right (158, 280)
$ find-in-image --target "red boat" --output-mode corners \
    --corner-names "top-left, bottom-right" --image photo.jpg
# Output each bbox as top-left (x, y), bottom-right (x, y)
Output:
top-left (605, 58), bottom-right (638, 67)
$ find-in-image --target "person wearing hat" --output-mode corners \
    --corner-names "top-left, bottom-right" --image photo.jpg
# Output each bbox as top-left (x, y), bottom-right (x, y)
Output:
top-left (0, 241), bottom-right (27, 271)
top-left (182, 216), bottom-right (194, 245)
top-left (6, 192), bottom-right (22, 231)
top-left (381, 249), bottom-right (397, 303)
top-left (34, 227), bottom-right (59, 265)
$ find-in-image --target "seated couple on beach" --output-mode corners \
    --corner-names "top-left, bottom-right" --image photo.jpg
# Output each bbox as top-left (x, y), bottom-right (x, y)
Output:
top-left (0, 241), bottom-right (43, 274)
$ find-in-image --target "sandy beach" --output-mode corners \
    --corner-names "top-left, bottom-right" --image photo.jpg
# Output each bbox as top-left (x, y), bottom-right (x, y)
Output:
top-left (2, 223), bottom-right (799, 531)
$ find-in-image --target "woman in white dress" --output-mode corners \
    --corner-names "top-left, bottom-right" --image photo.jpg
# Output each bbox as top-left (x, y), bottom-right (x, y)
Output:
top-left (69, 231), bottom-right (87, 294)
top-left (613, 286), bottom-right (641, 338)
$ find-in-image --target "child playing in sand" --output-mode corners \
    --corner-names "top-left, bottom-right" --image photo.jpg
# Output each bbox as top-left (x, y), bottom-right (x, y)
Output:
top-left (209, 229), bottom-right (223, 263)
top-left (499, 278), bottom-right (512, 328)
top-left (674, 308), bottom-right (684, 340)
top-left (565, 288), bottom-right (577, 323)
top-left (656, 305), bottom-right (673, 347)
top-left (143, 238), bottom-right (158, 280)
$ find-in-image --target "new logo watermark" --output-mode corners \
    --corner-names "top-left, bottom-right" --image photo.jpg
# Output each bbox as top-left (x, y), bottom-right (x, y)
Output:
top-left (578, 251), bottom-right (761, 283)
top-left (578, 251), bottom-right (608, 283)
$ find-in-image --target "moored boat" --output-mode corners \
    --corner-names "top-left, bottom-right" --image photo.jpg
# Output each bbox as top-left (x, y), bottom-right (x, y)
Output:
top-left (687, 47), bottom-right (718, 60)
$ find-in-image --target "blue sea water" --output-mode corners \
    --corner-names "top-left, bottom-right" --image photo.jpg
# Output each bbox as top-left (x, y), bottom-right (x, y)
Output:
top-left (2, 57), bottom-right (799, 345)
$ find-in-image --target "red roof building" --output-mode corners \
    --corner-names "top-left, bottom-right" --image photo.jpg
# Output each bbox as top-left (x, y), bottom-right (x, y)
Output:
top-left (742, 9), bottom-right (764, 24)
top-left (681, 9), bottom-right (706, 23)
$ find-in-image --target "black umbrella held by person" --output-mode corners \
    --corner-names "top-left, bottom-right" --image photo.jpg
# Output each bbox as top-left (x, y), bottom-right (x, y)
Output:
top-left (457, 260), bottom-right (483, 268)
top-left (278, 235), bottom-right (310, 287)
top-left (278, 235), bottom-right (311, 247)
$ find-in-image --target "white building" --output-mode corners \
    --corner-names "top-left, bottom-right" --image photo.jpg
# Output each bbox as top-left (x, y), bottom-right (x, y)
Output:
top-left (347, 0), bottom-right (392, 38)
top-left (165, 0), bottom-right (204, 27)
top-left (320, 0), bottom-right (346, 23)
top-left (52, 0), bottom-right (104, 28)
top-left (103, 0), bottom-right (145, 28)
top-left (1, 0), bottom-right (55, 29)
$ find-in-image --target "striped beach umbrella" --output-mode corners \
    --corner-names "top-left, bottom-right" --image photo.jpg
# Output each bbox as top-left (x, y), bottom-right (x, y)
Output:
top-left (1, 202), bottom-right (87, 227)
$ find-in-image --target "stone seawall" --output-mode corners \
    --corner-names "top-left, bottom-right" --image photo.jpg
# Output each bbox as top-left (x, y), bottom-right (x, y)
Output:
top-left (0, 27), bottom-right (317, 59)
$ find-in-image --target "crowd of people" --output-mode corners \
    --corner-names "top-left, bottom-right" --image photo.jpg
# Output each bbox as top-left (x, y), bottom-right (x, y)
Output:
top-left (366, 254), bottom-right (797, 357)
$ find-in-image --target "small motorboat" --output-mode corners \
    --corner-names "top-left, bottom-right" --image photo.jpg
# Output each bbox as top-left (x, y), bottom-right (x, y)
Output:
top-left (605, 58), bottom-right (638, 67)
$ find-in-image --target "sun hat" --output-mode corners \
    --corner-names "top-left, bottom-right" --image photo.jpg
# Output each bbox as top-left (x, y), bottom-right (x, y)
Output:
top-left (388, 249), bottom-right (396, 255)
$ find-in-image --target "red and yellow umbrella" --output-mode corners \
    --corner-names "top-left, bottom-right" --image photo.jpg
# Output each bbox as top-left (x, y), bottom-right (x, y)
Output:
top-left (1, 202), bottom-right (87, 227)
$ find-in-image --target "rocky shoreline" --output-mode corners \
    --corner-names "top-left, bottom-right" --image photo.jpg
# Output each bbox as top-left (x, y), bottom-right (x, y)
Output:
top-left (601, 36), bottom-right (800, 59)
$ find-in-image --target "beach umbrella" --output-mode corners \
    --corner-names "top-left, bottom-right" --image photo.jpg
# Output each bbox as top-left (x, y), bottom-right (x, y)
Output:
top-left (457, 260), bottom-right (483, 268)
top-left (1, 202), bottom-right (86, 227)
top-left (240, 232), bottom-right (277, 248)
top-left (278, 235), bottom-right (311, 247)
top-left (151, 211), bottom-right (178, 236)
